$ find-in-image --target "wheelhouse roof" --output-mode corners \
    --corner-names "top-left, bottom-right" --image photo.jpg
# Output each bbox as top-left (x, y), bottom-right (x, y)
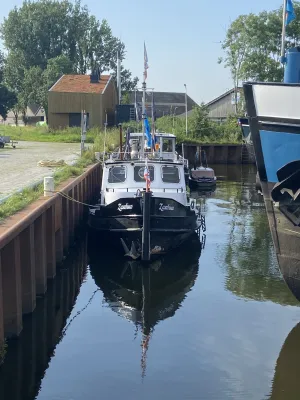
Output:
top-left (104, 160), bottom-right (183, 165)
top-left (129, 132), bottom-right (176, 138)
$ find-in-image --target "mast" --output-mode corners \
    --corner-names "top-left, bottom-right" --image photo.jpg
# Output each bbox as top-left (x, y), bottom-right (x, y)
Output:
top-left (142, 42), bottom-right (149, 159)
top-left (142, 81), bottom-right (146, 159)
top-left (141, 267), bottom-right (152, 379)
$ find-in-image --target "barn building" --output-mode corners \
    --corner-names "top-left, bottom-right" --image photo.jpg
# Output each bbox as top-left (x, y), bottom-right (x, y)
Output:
top-left (205, 87), bottom-right (243, 122)
top-left (48, 71), bottom-right (118, 129)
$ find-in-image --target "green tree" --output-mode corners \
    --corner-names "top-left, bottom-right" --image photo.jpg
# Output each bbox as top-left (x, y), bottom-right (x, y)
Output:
top-left (121, 92), bottom-right (131, 105)
top-left (4, 52), bottom-right (30, 124)
top-left (116, 67), bottom-right (139, 92)
top-left (189, 104), bottom-right (213, 140)
top-left (0, 51), bottom-right (4, 82)
top-left (20, 66), bottom-right (45, 124)
top-left (0, 86), bottom-right (16, 120)
top-left (41, 55), bottom-right (74, 118)
top-left (219, 3), bottom-right (300, 84)
top-left (1, 0), bottom-right (137, 89)
top-left (0, 50), bottom-right (17, 121)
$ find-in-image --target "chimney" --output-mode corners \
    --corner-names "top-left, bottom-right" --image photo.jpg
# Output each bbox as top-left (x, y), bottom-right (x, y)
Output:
top-left (90, 67), bottom-right (100, 83)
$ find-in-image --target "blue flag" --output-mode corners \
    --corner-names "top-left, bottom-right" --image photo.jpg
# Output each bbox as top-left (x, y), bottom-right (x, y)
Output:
top-left (286, 0), bottom-right (296, 25)
top-left (144, 117), bottom-right (152, 147)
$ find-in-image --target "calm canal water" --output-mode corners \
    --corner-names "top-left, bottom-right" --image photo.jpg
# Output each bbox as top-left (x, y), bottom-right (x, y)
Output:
top-left (1, 164), bottom-right (300, 400)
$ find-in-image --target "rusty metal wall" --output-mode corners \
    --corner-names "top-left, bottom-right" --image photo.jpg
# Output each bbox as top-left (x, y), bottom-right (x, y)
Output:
top-left (0, 163), bottom-right (102, 348)
top-left (182, 144), bottom-right (255, 165)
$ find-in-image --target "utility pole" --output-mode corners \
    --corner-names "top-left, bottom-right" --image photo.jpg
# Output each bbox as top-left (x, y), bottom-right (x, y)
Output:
top-left (81, 110), bottom-right (87, 156)
top-left (184, 84), bottom-right (188, 136)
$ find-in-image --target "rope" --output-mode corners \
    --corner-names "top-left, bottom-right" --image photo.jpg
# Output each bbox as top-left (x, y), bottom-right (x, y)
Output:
top-left (47, 189), bottom-right (98, 208)
top-left (61, 288), bottom-right (100, 339)
top-left (37, 159), bottom-right (66, 167)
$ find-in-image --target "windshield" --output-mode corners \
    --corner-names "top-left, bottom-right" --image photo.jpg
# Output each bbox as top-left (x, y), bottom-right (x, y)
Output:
top-left (162, 138), bottom-right (173, 152)
top-left (161, 166), bottom-right (180, 183)
top-left (108, 166), bottom-right (127, 183)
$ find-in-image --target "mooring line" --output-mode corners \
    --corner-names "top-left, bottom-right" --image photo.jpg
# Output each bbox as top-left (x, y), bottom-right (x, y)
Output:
top-left (60, 288), bottom-right (100, 339)
top-left (48, 189), bottom-right (98, 208)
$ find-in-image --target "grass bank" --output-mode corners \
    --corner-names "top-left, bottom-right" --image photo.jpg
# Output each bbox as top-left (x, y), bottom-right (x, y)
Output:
top-left (0, 150), bottom-right (96, 223)
top-left (0, 121), bottom-right (242, 146)
top-left (1, 125), bottom-right (96, 143)
top-left (0, 125), bottom-right (121, 148)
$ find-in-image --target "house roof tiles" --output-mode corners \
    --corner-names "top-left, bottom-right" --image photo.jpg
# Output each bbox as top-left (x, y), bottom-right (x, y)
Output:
top-left (50, 74), bottom-right (111, 94)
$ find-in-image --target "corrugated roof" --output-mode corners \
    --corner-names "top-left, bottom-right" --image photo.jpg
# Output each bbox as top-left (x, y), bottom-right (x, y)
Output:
top-left (128, 91), bottom-right (198, 118)
top-left (205, 87), bottom-right (242, 107)
top-left (50, 74), bottom-right (111, 94)
top-left (129, 91), bottom-right (197, 107)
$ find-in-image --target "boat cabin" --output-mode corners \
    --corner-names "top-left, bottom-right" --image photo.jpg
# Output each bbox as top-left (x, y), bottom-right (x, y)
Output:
top-left (191, 167), bottom-right (215, 179)
top-left (108, 132), bottom-right (178, 162)
top-left (101, 132), bottom-right (188, 206)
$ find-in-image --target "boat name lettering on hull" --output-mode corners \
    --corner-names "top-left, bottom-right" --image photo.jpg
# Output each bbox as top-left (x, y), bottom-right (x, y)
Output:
top-left (117, 203), bottom-right (133, 212)
top-left (159, 203), bottom-right (175, 212)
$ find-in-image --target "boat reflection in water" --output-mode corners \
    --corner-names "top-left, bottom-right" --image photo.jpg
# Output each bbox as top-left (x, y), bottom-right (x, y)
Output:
top-left (190, 185), bottom-right (216, 199)
top-left (88, 233), bottom-right (203, 376)
top-left (269, 322), bottom-right (300, 400)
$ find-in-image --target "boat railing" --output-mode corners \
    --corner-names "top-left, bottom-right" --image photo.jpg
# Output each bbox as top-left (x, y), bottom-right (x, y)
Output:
top-left (177, 153), bottom-right (189, 168)
top-left (105, 187), bottom-right (186, 193)
top-left (103, 151), bottom-right (186, 164)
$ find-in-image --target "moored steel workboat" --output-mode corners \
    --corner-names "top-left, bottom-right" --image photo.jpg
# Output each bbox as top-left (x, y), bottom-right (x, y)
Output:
top-left (88, 131), bottom-right (204, 260)
top-left (88, 44), bottom-right (204, 260)
top-left (244, 72), bottom-right (300, 301)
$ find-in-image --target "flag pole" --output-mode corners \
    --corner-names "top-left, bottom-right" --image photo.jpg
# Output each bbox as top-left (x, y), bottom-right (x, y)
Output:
top-left (142, 41), bottom-right (148, 159)
top-left (142, 81), bottom-right (146, 159)
top-left (151, 90), bottom-right (155, 153)
top-left (281, 0), bottom-right (287, 63)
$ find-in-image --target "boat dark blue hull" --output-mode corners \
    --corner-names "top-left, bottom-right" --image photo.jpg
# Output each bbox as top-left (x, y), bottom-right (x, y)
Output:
top-left (188, 177), bottom-right (216, 191)
top-left (88, 196), bottom-right (201, 258)
top-left (244, 81), bottom-right (300, 301)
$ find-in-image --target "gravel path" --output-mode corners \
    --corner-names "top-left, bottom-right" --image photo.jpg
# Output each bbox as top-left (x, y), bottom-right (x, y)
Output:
top-left (0, 141), bottom-right (81, 201)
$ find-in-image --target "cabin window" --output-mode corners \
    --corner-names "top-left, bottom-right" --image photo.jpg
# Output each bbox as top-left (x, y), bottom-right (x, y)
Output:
top-left (161, 166), bottom-right (180, 183)
top-left (134, 165), bottom-right (154, 182)
top-left (162, 139), bottom-right (173, 153)
top-left (108, 165), bottom-right (127, 183)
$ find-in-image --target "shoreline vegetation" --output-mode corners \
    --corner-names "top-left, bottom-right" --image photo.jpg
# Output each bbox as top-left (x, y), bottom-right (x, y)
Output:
top-left (0, 109), bottom-right (243, 146)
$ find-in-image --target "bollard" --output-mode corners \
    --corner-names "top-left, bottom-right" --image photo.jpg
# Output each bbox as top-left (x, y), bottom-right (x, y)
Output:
top-left (44, 177), bottom-right (54, 197)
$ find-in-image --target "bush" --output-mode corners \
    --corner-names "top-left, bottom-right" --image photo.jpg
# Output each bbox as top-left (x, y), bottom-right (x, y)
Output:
top-left (155, 106), bottom-right (242, 144)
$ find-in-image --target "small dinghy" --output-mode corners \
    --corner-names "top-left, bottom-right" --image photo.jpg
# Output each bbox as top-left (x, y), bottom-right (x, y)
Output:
top-left (189, 147), bottom-right (217, 190)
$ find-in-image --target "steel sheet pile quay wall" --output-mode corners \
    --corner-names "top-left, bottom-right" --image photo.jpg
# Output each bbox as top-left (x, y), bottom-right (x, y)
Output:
top-left (0, 237), bottom-right (88, 399)
top-left (182, 144), bottom-right (256, 164)
top-left (0, 163), bottom-right (102, 349)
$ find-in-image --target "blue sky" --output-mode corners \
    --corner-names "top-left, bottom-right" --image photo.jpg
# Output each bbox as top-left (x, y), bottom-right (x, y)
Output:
top-left (0, 0), bottom-right (282, 104)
